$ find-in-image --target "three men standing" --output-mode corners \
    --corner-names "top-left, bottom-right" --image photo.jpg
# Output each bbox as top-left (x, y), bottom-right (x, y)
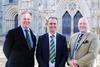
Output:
top-left (3, 11), bottom-right (98, 67)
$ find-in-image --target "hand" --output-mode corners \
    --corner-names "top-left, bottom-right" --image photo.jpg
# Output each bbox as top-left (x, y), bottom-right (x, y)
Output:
top-left (68, 60), bottom-right (74, 67)
top-left (73, 60), bottom-right (79, 67)
top-left (69, 59), bottom-right (79, 67)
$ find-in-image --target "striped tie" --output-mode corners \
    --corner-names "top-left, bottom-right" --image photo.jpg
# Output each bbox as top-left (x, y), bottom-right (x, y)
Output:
top-left (49, 35), bottom-right (56, 64)
top-left (25, 29), bottom-right (31, 50)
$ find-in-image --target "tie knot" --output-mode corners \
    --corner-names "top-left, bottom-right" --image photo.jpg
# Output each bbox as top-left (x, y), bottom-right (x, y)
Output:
top-left (50, 35), bottom-right (55, 38)
top-left (25, 29), bottom-right (29, 32)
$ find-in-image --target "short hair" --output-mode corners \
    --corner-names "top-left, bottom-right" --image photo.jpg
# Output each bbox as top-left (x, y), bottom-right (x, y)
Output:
top-left (47, 17), bottom-right (58, 23)
top-left (21, 11), bottom-right (32, 16)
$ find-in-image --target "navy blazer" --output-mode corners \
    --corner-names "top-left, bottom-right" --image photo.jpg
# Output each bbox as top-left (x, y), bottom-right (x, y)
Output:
top-left (3, 26), bottom-right (36, 67)
top-left (36, 33), bottom-right (68, 67)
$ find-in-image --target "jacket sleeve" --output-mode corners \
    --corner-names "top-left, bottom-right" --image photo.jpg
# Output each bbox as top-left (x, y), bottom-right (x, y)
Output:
top-left (3, 30), bottom-right (14, 59)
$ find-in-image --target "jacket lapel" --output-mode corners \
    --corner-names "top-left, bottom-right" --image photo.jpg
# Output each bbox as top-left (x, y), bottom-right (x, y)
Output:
top-left (19, 26), bottom-right (26, 42)
top-left (46, 33), bottom-right (49, 62)
top-left (55, 33), bottom-right (60, 63)
top-left (45, 33), bottom-right (49, 52)
top-left (56, 33), bottom-right (59, 55)
top-left (71, 33), bottom-right (79, 49)
top-left (19, 26), bottom-right (30, 49)
top-left (77, 33), bottom-right (89, 49)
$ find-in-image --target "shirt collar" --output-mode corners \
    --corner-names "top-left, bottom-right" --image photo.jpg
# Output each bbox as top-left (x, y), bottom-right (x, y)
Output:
top-left (21, 25), bottom-right (30, 31)
top-left (48, 32), bottom-right (56, 38)
top-left (79, 32), bottom-right (86, 35)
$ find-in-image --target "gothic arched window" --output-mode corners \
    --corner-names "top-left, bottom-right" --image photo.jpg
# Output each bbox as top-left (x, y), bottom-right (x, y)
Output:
top-left (9, 0), bottom-right (17, 3)
top-left (74, 11), bottom-right (83, 33)
top-left (62, 11), bottom-right (71, 39)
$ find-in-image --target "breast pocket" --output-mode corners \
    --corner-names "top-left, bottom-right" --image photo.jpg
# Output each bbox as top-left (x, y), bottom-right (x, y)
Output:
top-left (80, 40), bottom-right (90, 51)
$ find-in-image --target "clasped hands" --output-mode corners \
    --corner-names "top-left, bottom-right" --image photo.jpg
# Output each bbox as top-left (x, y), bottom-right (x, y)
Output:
top-left (69, 59), bottom-right (79, 67)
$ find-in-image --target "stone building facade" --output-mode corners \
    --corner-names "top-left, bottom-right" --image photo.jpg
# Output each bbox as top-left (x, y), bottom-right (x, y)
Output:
top-left (0, 0), bottom-right (100, 40)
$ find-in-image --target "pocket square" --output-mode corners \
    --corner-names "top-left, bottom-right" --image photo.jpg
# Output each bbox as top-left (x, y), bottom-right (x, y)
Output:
top-left (83, 40), bottom-right (89, 44)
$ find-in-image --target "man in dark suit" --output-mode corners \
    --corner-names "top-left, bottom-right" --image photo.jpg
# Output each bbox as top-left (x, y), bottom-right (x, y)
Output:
top-left (3, 11), bottom-right (36, 67)
top-left (36, 17), bottom-right (68, 67)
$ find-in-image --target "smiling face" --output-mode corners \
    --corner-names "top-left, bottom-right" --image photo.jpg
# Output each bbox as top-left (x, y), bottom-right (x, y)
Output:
top-left (47, 17), bottom-right (58, 34)
top-left (21, 12), bottom-right (32, 29)
top-left (78, 18), bottom-right (88, 32)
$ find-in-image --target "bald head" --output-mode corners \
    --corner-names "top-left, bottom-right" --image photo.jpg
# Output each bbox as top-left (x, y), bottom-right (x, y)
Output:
top-left (78, 17), bottom-right (89, 32)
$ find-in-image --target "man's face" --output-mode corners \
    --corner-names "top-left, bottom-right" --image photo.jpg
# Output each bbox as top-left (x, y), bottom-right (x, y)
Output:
top-left (78, 20), bottom-right (87, 32)
top-left (47, 19), bottom-right (57, 34)
top-left (21, 13), bottom-right (32, 29)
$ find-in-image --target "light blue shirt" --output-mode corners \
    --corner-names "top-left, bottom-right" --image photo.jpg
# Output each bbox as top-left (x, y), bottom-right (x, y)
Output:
top-left (71, 33), bottom-right (80, 59)
top-left (48, 33), bottom-right (56, 67)
top-left (21, 26), bottom-right (33, 48)
top-left (71, 32), bottom-right (84, 59)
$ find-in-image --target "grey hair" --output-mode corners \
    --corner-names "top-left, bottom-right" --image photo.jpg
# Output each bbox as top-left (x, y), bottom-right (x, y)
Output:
top-left (47, 17), bottom-right (58, 23)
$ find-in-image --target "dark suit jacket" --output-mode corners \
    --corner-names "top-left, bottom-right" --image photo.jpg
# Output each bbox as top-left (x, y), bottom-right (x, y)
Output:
top-left (36, 33), bottom-right (68, 67)
top-left (3, 26), bottom-right (36, 67)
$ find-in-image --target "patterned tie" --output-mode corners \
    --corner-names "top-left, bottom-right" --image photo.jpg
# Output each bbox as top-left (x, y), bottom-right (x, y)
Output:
top-left (71, 33), bottom-right (84, 59)
top-left (25, 29), bottom-right (31, 50)
top-left (49, 35), bottom-right (56, 64)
